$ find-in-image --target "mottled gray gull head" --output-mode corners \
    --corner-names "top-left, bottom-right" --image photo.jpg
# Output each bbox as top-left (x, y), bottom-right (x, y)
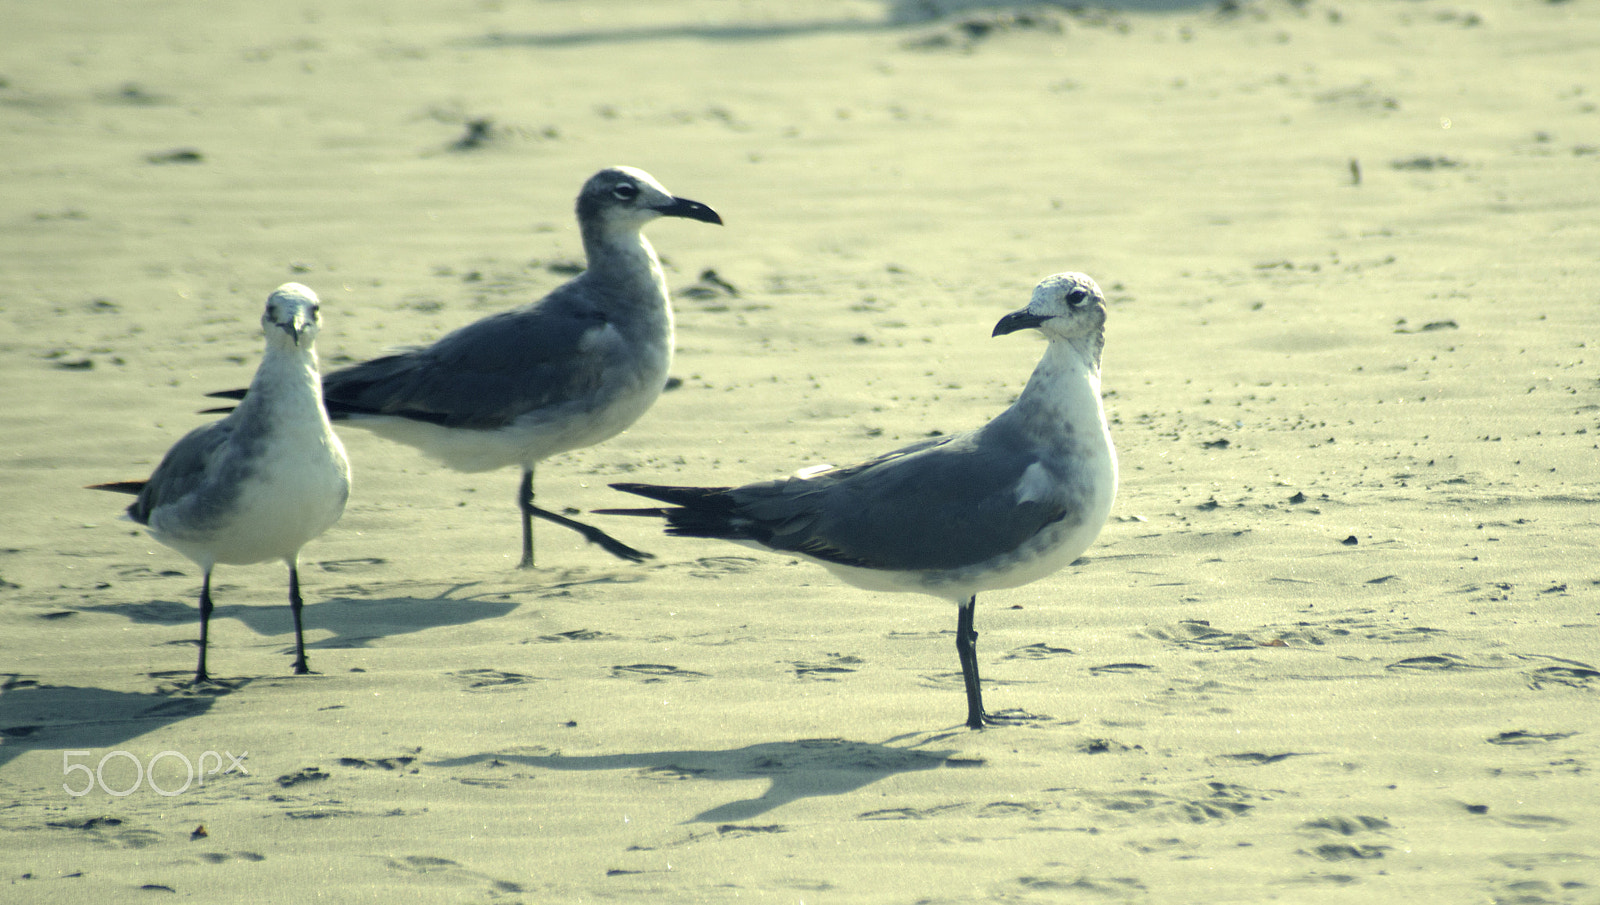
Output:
top-left (576, 166), bottom-right (722, 232)
top-left (991, 271), bottom-right (1107, 345)
top-left (263, 282), bottom-right (323, 348)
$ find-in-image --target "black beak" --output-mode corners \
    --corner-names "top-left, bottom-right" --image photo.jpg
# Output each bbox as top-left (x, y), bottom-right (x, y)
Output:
top-left (992, 309), bottom-right (1049, 337)
top-left (657, 196), bottom-right (723, 225)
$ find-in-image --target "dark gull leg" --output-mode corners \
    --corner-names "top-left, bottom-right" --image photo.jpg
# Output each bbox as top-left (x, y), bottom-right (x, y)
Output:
top-left (194, 569), bottom-right (214, 684)
top-left (528, 506), bottom-right (654, 564)
top-left (519, 466), bottom-right (653, 565)
top-left (288, 561), bottom-right (310, 675)
top-left (956, 596), bottom-right (987, 729)
top-left (519, 467), bottom-right (537, 569)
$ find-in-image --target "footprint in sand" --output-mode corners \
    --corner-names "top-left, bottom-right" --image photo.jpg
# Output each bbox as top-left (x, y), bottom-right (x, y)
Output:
top-left (609, 663), bottom-right (708, 682)
top-left (1295, 814), bottom-right (1394, 863)
top-left (1301, 843), bottom-right (1391, 862)
top-left (1144, 619), bottom-right (1324, 649)
top-left (1486, 730), bottom-right (1576, 746)
top-left (1217, 751), bottom-right (1306, 765)
top-left (1072, 782), bottom-right (1262, 825)
top-left (857, 803), bottom-right (968, 821)
top-left (1299, 815), bottom-right (1393, 835)
top-left (338, 755), bottom-right (418, 771)
top-left (1003, 642), bottom-right (1074, 660)
top-left (685, 555), bottom-right (762, 580)
top-left (1519, 656), bottom-right (1600, 690)
top-left (1526, 665), bottom-right (1600, 689)
top-left (275, 766), bottom-right (329, 788)
top-left (315, 557), bottom-right (386, 573)
top-left (113, 565), bottom-right (186, 582)
top-left (198, 852), bottom-right (267, 864)
top-left (45, 816), bottom-right (162, 849)
top-left (1088, 662), bottom-right (1156, 676)
top-left (532, 628), bottom-right (609, 643)
top-left (1011, 876), bottom-right (1147, 896)
top-left (710, 823), bottom-right (787, 839)
top-left (450, 668), bottom-right (545, 690)
top-left (792, 653), bottom-right (862, 680)
top-left (1079, 738), bottom-right (1142, 755)
top-left (1386, 653), bottom-right (1492, 671)
top-left (976, 799), bottom-right (1057, 819)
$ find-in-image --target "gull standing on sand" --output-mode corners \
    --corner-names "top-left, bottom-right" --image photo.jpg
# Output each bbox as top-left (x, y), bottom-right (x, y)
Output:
top-left (91, 284), bottom-right (351, 683)
top-left (209, 166), bottom-right (721, 568)
top-left (603, 273), bottom-right (1118, 729)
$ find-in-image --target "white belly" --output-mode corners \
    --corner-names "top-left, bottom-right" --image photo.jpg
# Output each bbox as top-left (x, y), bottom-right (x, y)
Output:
top-left (151, 431), bottom-right (350, 567)
top-left (342, 369), bottom-right (666, 473)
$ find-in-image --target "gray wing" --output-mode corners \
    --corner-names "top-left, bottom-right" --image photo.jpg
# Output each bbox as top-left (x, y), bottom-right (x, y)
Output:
top-left (127, 417), bottom-right (236, 526)
top-left (323, 285), bottom-right (614, 430)
top-left (729, 423), bottom-right (1073, 572)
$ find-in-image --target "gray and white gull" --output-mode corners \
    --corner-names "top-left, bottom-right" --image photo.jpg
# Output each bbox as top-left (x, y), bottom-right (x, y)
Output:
top-left (603, 272), bottom-right (1118, 729)
top-left (91, 283), bottom-right (351, 683)
top-left (209, 166), bottom-right (721, 567)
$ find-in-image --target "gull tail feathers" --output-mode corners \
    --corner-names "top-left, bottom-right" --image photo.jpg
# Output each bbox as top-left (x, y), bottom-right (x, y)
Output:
top-left (602, 483), bottom-right (749, 541)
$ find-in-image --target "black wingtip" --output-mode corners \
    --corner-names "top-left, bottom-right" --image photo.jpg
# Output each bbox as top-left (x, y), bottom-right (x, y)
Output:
top-left (86, 480), bottom-right (146, 496)
top-left (592, 507), bottom-right (672, 518)
top-left (205, 388), bottom-right (249, 400)
top-left (609, 483), bottom-right (704, 507)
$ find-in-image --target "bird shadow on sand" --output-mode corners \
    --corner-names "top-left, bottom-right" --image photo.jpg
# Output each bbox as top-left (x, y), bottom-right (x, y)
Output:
top-left (66, 581), bottom-right (521, 653)
top-left (430, 738), bottom-right (975, 823)
top-left (461, 0), bottom-right (1218, 48)
top-left (0, 673), bottom-right (242, 771)
top-left (1, 585), bottom-right (523, 773)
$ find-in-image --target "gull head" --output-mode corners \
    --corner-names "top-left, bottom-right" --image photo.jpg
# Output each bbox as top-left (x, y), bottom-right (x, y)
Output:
top-left (992, 272), bottom-right (1107, 344)
top-left (262, 282), bottom-right (323, 348)
top-left (576, 166), bottom-right (722, 233)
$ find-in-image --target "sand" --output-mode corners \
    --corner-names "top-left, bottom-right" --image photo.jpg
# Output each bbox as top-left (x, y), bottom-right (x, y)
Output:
top-left (2, 0), bottom-right (1598, 900)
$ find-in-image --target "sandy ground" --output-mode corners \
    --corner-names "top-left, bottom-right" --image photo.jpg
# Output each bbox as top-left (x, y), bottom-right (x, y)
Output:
top-left (3, 0), bottom-right (1599, 901)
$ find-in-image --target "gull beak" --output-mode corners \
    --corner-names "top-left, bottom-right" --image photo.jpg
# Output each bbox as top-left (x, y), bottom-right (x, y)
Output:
top-left (656, 196), bottom-right (723, 225)
top-left (992, 309), bottom-right (1050, 337)
top-left (276, 311), bottom-right (315, 345)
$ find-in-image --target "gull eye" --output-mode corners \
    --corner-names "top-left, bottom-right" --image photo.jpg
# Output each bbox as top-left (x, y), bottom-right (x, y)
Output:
top-left (1065, 289), bottom-right (1088, 307)
top-left (611, 182), bottom-right (640, 202)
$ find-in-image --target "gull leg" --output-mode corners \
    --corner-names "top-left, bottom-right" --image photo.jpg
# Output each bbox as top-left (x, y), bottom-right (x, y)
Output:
top-left (288, 560), bottom-right (310, 675)
top-left (528, 506), bottom-right (654, 563)
top-left (194, 569), bottom-right (214, 684)
top-left (956, 596), bottom-right (987, 729)
top-left (520, 466), bottom-right (653, 565)
top-left (519, 467), bottom-right (537, 569)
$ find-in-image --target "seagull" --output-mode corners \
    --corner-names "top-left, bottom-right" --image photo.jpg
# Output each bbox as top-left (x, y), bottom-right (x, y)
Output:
top-left (90, 283), bottom-right (351, 683)
top-left (602, 273), bottom-right (1118, 729)
top-left (207, 166), bottom-right (721, 568)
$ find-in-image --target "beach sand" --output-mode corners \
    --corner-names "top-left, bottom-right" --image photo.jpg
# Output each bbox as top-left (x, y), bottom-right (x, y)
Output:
top-left (2, 0), bottom-right (1598, 900)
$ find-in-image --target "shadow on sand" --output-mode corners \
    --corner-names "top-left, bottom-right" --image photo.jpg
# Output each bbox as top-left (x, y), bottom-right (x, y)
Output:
top-left (0, 585), bottom-right (524, 770)
top-left (66, 582), bottom-right (522, 654)
top-left (465, 0), bottom-right (1221, 49)
top-left (430, 738), bottom-right (977, 823)
top-left (0, 674), bottom-right (244, 770)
